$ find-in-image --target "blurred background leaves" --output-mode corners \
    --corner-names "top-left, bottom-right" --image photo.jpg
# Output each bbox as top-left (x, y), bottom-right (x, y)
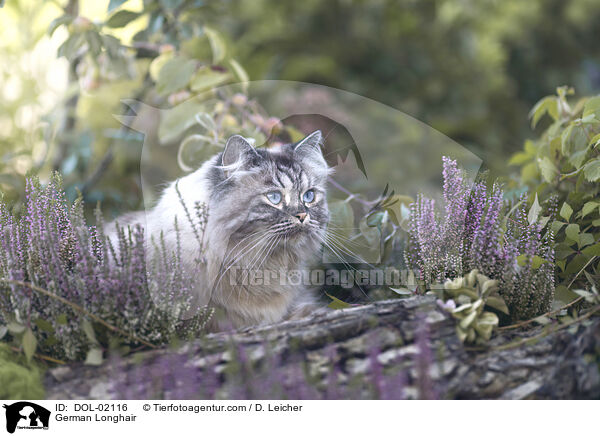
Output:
top-left (1, 0), bottom-right (600, 217)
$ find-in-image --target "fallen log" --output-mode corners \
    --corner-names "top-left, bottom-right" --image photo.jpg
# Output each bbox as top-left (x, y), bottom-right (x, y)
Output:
top-left (44, 296), bottom-right (600, 399)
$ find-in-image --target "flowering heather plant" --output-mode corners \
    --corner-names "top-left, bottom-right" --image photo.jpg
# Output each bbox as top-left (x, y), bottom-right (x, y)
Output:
top-left (405, 157), bottom-right (555, 321)
top-left (0, 174), bottom-right (211, 363)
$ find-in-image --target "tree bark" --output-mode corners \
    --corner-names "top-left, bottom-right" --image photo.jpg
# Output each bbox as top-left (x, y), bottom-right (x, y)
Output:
top-left (44, 296), bottom-right (600, 399)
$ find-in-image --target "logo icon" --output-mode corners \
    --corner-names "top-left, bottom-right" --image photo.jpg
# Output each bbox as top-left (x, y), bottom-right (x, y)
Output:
top-left (3, 402), bottom-right (50, 434)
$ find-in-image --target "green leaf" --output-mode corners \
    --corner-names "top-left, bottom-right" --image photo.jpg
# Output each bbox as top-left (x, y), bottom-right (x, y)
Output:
top-left (516, 254), bottom-right (546, 269)
top-left (85, 348), bottom-right (104, 366)
top-left (582, 201), bottom-right (599, 218)
top-left (551, 220), bottom-right (566, 234)
top-left (149, 52), bottom-right (174, 81)
top-left (82, 319), bottom-right (99, 345)
top-left (34, 318), bottom-right (54, 333)
top-left (579, 232), bottom-right (595, 248)
top-left (589, 133), bottom-right (600, 148)
top-left (108, 0), bottom-right (128, 12)
top-left (555, 285), bottom-right (579, 304)
top-left (105, 10), bottom-right (140, 28)
top-left (7, 322), bottom-right (25, 334)
top-left (0, 325), bottom-right (7, 340)
top-left (582, 242), bottom-right (600, 257)
top-left (573, 289), bottom-right (593, 298)
top-left (203, 26), bottom-right (226, 64)
top-left (560, 124), bottom-right (574, 155)
top-left (48, 15), bottom-right (74, 36)
top-left (559, 202), bottom-right (573, 221)
top-left (158, 98), bottom-right (206, 144)
top-left (459, 310), bottom-right (478, 330)
top-left (325, 292), bottom-right (352, 309)
top-left (57, 33), bottom-right (85, 61)
top-left (85, 31), bottom-right (102, 57)
top-left (538, 157), bottom-right (558, 183)
top-left (229, 59), bottom-right (249, 90)
top-left (528, 193), bottom-right (541, 225)
top-left (157, 56), bottom-right (196, 96)
top-left (485, 296), bottom-right (509, 315)
top-left (22, 328), bottom-right (37, 363)
top-left (44, 336), bottom-right (59, 347)
top-left (583, 96), bottom-right (600, 119)
top-left (190, 67), bottom-right (230, 93)
top-left (56, 314), bottom-right (68, 325)
top-left (509, 152), bottom-right (531, 166)
top-left (583, 159), bottom-right (600, 182)
top-left (533, 316), bottom-right (551, 325)
top-left (529, 96), bottom-right (558, 128)
top-left (389, 287), bottom-right (413, 295)
top-left (565, 223), bottom-right (580, 244)
top-left (359, 216), bottom-right (380, 246)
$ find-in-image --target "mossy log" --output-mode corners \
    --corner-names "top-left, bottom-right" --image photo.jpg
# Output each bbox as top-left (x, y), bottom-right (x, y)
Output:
top-left (44, 296), bottom-right (600, 399)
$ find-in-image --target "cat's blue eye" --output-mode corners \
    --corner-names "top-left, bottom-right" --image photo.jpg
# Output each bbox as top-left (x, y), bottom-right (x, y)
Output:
top-left (266, 191), bottom-right (282, 205)
top-left (303, 189), bottom-right (315, 203)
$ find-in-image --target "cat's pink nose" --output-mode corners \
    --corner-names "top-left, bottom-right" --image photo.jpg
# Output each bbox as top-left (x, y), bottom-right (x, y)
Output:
top-left (295, 212), bottom-right (308, 223)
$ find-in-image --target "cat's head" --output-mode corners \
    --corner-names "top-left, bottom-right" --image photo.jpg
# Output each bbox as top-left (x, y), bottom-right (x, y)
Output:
top-left (207, 130), bottom-right (331, 254)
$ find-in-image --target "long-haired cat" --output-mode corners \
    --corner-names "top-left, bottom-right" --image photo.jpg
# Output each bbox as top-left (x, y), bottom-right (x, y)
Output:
top-left (105, 130), bottom-right (331, 330)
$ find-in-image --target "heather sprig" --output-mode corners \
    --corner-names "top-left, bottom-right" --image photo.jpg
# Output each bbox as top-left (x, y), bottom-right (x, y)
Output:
top-left (405, 158), bottom-right (555, 321)
top-left (0, 174), bottom-right (212, 362)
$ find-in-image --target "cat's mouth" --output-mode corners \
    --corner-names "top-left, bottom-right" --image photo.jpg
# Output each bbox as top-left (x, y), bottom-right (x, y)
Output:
top-left (273, 222), bottom-right (316, 238)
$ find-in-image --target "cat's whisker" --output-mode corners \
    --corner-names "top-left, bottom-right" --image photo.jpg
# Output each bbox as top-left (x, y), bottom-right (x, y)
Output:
top-left (322, 234), bottom-right (376, 267)
top-left (315, 235), bottom-right (372, 300)
top-left (239, 233), bottom-right (279, 288)
top-left (212, 230), bottom-right (277, 293)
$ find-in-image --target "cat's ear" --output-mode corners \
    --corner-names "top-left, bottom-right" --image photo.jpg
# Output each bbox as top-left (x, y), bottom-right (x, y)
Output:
top-left (294, 130), bottom-right (328, 173)
top-left (222, 135), bottom-right (259, 169)
top-left (294, 130), bottom-right (323, 154)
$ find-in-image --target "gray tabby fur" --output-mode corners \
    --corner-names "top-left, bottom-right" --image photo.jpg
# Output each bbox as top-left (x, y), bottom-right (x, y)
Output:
top-left (105, 130), bottom-right (331, 330)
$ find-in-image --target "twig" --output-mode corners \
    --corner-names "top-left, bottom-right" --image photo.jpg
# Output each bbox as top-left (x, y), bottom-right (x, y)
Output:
top-left (1, 279), bottom-right (157, 349)
top-left (490, 304), bottom-right (600, 352)
top-left (328, 177), bottom-right (372, 207)
top-left (498, 296), bottom-right (583, 331)
top-left (567, 256), bottom-right (597, 289)
top-left (9, 346), bottom-right (66, 365)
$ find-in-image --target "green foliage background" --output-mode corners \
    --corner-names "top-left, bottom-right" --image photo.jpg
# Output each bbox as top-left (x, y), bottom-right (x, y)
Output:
top-left (1, 0), bottom-right (600, 215)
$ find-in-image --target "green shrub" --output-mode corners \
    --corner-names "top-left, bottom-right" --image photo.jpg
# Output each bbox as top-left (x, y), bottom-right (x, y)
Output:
top-left (0, 344), bottom-right (45, 400)
top-left (509, 86), bottom-right (600, 301)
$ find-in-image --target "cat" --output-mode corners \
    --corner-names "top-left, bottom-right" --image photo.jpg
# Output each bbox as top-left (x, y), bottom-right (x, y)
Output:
top-left (105, 130), bottom-right (331, 330)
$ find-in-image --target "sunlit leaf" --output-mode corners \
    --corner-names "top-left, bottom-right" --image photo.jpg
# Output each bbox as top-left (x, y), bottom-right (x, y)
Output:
top-left (34, 318), bottom-right (54, 333)
top-left (583, 158), bottom-right (600, 182)
top-left (559, 202), bottom-right (573, 221)
top-left (229, 58), bottom-right (249, 91)
top-left (565, 223), bottom-right (580, 244)
top-left (48, 15), bottom-right (74, 36)
top-left (538, 157), bottom-right (558, 183)
top-left (85, 348), bottom-right (104, 366)
top-left (325, 292), bottom-right (352, 309)
top-left (22, 328), bottom-right (37, 363)
top-left (528, 193), bottom-right (541, 225)
top-left (105, 10), bottom-right (140, 28)
top-left (190, 67), bottom-right (230, 93)
top-left (582, 201), bottom-right (599, 218)
top-left (203, 26), bottom-right (226, 64)
top-left (157, 56), bottom-right (196, 96)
